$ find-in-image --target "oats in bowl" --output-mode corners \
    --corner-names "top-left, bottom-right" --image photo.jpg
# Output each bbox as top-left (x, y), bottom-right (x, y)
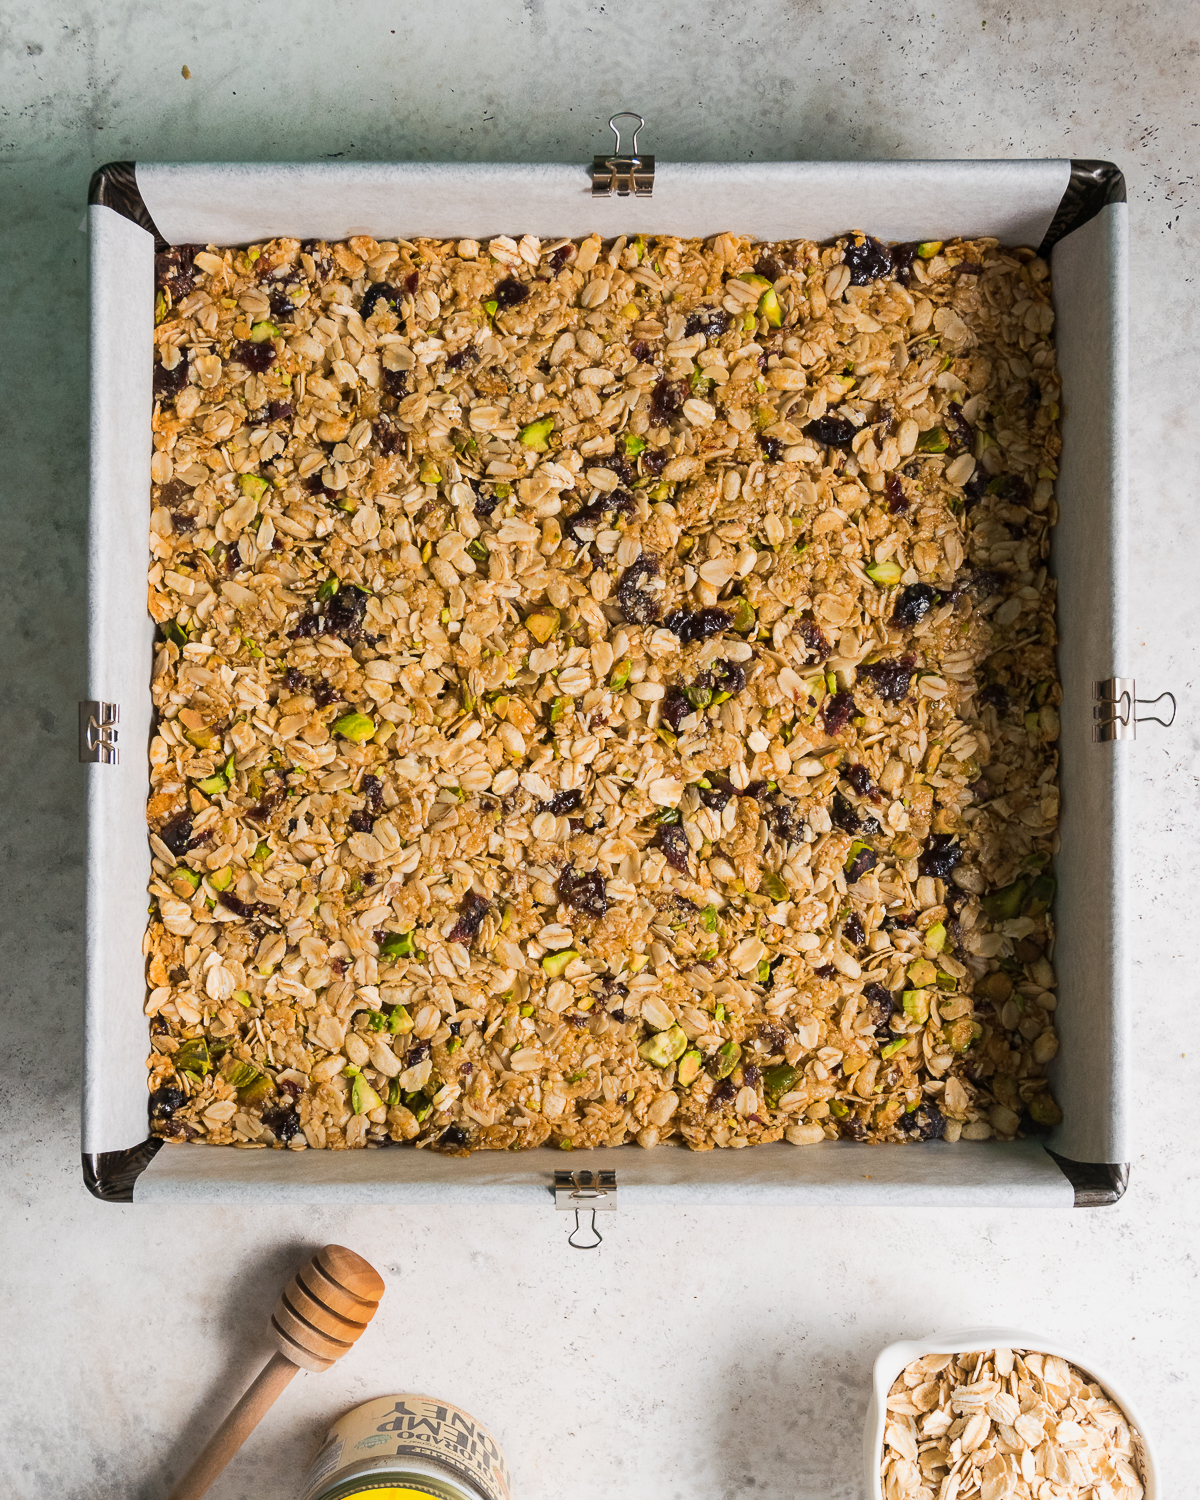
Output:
top-left (143, 229), bottom-right (1062, 1154)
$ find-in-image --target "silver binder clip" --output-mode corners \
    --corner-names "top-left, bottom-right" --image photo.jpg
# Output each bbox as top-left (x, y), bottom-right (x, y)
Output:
top-left (79, 701), bottom-right (120, 764)
top-left (554, 1170), bottom-right (617, 1248)
top-left (1092, 679), bottom-right (1177, 742)
top-left (592, 113), bottom-right (654, 197)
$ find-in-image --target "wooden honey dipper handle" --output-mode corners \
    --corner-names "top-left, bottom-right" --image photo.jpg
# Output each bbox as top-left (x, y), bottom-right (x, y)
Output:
top-left (168, 1246), bottom-right (385, 1500)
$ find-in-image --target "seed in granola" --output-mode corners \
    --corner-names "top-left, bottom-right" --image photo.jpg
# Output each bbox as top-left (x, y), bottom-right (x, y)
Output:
top-left (616, 552), bottom-right (661, 625)
top-left (858, 654), bottom-right (916, 703)
top-left (493, 277), bottom-right (530, 309)
top-left (822, 690), bottom-right (858, 735)
top-left (884, 473), bottom-right (909, 514)
top-left (656, 823), bottom-right (690, 873)
top-left (557, 866), bottom-right (608, 918)
top-left (842, 234), bottom-right (892, 285)
top-left (891, 583), bottom-right (938, 628)
top-left (804, 414), bottom-right (857, 449)
top-left (649, 377), bottom-right (687, 425)
top-left (447, 891), bottom-right (491, 947)
top-left (919, 835), bottom-right (964, 879)
top-left (899, 1100), bottom-right (946, 1140)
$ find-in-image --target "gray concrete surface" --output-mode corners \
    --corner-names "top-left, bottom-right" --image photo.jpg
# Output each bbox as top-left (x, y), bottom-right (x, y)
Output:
top-left (2, 3), bottom-right (1197, 1497)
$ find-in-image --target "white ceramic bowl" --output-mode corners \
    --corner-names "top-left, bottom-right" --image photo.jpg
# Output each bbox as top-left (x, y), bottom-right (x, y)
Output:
top-left (864, 1327), bottom-right (1157, 1500)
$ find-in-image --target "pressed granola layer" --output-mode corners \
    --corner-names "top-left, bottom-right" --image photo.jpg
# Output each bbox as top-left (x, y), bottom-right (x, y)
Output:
top-left (144, 229), bottom-right (1063, 1154)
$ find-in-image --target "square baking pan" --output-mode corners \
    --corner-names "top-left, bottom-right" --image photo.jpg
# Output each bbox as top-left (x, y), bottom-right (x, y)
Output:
top-left (82, 145), bottom-right (1135, 1210)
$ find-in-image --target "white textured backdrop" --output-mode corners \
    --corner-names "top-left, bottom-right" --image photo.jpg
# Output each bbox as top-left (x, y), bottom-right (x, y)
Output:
top-left (1, 2), bottom-right (1196, 1496)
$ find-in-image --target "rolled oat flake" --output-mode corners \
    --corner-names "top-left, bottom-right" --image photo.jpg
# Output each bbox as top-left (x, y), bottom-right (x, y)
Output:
top-left (301, 1394), bottom-right (511, 1500)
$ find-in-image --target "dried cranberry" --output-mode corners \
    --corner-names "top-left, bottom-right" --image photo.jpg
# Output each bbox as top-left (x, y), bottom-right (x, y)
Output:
top-left (233, 339), bottom-right (274, 374)
top-left (796, 620), bottom-right (831, 663)
top-left (616, 553), bottom-right (661, 625)
top-left (957, 261), bottom-right (983, 278)
top-left (700, 783), bottom-right (732, 813)
top-left (832, 793), bottom-right (861, 834)
top-left (360, 283), bottom-right (404, 321)
top-left (842, 235), bottom-right (893, 285)
top-left (891, 584), bottom-right (938, 628)
top-left (268, 279), bottom-right (301, 320)
top-left (156, 244), bottom-right (202, 298)
top-left (438, 1124), bottom-right (470, 1149)
top-left (661, 689), bottom-right (691, 733)
top-left (945, 402), bottom-right (973, 455)
top-left (822, 691), bottom-right (858, 734)
top-left (541, 788), bottom-right (583, 815)
top-left (649, 377), bottom-right (687, 425)
top-left (557, 867), bottom-right (608, 918)
top-left (374, 414), bottom-right (405, 456)
top-left (152, 358), bottom-right (189, 398)
top-left (312, 680), bottom-right (339, 708)
top-left (979, 682), bottom-right (1009, 714)
top-left (218, 891), bottom-right (266, 920)
top-left (890, 242), bottom-right (920, 284)
top-left (844, 912), bottom-right (866, 947)
top-left (683, 305), bottom-right (732, 340)
top-left (759, 435), bottom-right (785, 461)
top-left (444, 347), bottom-right (478, 371)
top-left (549, 244), bottom-right (576, 271)
top-left (301, 240), bottom-right (334, 282)
top-left (708, 1077), bottom-right (737, 1110)
top-left (845, 764), bottom-right (874, 798)
top-left (899, 1101), bottom-right (946, 1140)
top-left (406, 1040), bottom-right (431, 1065)
top-left (222, 542), bottom-right (241, 574)
top-left (267, 400), bottom-right (293, 423)
top-left (711, 658), bottom-right (746, 696)
top-left (764, 793), bottom-right (804, 844)
top-left (839, 1115), bottom-right (870, 1141)
top-left (361, 773), bottom-right (383, 815)
top-left (284, 667), bottom-right (307, 693)
top-left (804, 414), bottom-right (857, 449)
top-left (814, 964), bottom-right (837, 979)
top-left (247, 787), bottom-right (285, 826)
top-left (382, 367), bottom-right (409, 400)
top-left (159, 812), bottom-right (194, 856)
top-left (861, 983), bottom-right (896, 1032)
top-left (149, 1086), bottom-right (187, 1121)
top-left (656, 824), bottom-right (690, 873)
top-left (631, 339), bottom-right (653, 363)
top-left (885, 473), bottom-right (909, 514)
top-left (665, 607), bottom-right (729, 643)
top-left (858, 654), bottom-right (916, 703)
top-left (448, 891), bottom-right (490, 947)
top-left (845, 845), bottom-right (878, 883)
top-left (172, 512), bottom-right (196, 534)
top-left (472, 482), bottom-right (499, 519)
top-left (919, 836), bottom-right (963, 879)
top-left (493, 277), bottom-right (529, 310)
top-left (290, 584), bottom-right (368, 643)
top-left (261, 1104), bottom-right (300, 1142)
top-left (754, 254), bottom-right (785, 282)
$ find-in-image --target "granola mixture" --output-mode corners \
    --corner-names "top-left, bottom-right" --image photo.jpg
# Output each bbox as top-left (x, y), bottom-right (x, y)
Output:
top-left (143, 229), bottom-right (1064, 1154)
top-left (882, 1347), bottom-right (1144, 1500)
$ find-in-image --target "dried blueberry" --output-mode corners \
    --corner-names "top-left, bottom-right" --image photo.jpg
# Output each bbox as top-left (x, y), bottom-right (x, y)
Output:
top-left (149, 1086), bottom-right (187, 1121)
top-left (796, 619), bottom-right (831, 663)
top-left (656, 823), bottom-right (690, 873)
top-left (493, 277), bottom-right (529, 310)
top-left (447, 891), bottom-right (490, 947)
top-left (360, 283), bottom-right (405, 321)
top-left (832, 793), bottom-right (861, 834)
top-left (754, 253), bottom-right (785, 283)
top-left (290, 583), bottom-right (368, 643)
top-left (759, 435), bottom-right (785, 462)
top-left (804, 415), bottom-right (857, 449)
top-left (844, 912), bottom-right (866, 947)
top-left (961, 466), bottom-right (988, 510)
top-left (159, 811), bottom-right (194, 857)
top-left (374, 414), bottom-right (405, 456)
top-left (899, 1101), bottom-right (946, 1140)
top-left (445, 346), bottom-right (478, 372)
top-left (261, 1104), bottom-right (301, 1142)
top-left (764, 793), bottom-right (804, 844)
top-left (361, 774), bottom-right (383, 815)
top-left (247, 786), bottom-right (285, 826)
top-left (885, 473), bottom-right (909, 514)
top-left (945, 402), bottom-right (972, 455)
top-left (980, 682), bottom-right (1009, 714)
top-left (861, 983), bottom-right (896, 1032)
top-left (631, 339), bottom-right (653, 363)
top-left (542, 788), bottom-right (583, 815)
top-left (472, 482), bottom-right (499, 520)
top-left (557, 866), bottom-right (608, 918)
top-left (822, 691), bottom-right (858, 735)
top-left (891, 584), bottom-right (938, 628)
top-left (312, 680), bottom-right (339, 708)
top-left (708, 1077), bottom-right (737, 1110)
top-left (406, 1039), bottom-right (431, 1065)
top-left (857, 654), bottom-right (916, 703)
top-left (699, 782), bottom-right (732, 813)
top-left (684, 305), bottom-right (732, 340)
top-left (642, 449), bottom-right (668, 476)
top-left (284, 667), bottom-right (307, 693)
top-left (843, 235), bottom-right (892, 285)
top-left (711, 659), bottom-right (746, 697)
top-left (845, 845), bottom-right (878, 883)
top-left (382, 367), bottom-right (409, 400)
top-left (845, 763), bottom-right (874, 798)
top-left (549, 243), bottom-right (576, 272)
top-left (661, 688), bottom-right (691, 732)
top-left (153, 358), bottom-right (189, 398)
top-left (890, 242), bottom-right (920, 284)
top-left (438, 1124), bottom-right (470, 1150)
top-left (649, 377), bottom-right (688, 425)
top-left (919, 835), bottom-right (963, 879)
top-left (616, 553), bottom-right (661, 625)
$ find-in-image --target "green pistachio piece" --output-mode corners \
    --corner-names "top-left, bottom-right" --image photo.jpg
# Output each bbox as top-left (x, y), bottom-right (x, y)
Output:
top-left (484, 298), bottom-right (498, 318)
top-left (380, 930), bottom-right (414, 958)
top-left (609, 659), bottom-right (632, 692)
top-left (209, 866), bottom-right (234, 892)
top-left (239, 473), bottom-right (268, 503)
top-left (519, 416), bottom-right (555, 452)
top-left (542, 948), bottom-right (580, 978)
top-left (760, 872), bottom-right (789, 902)
top-left (332, 711), bottom-right (375, 743)
top-left (917, 241), bottom-right (943, 258)
top-left (879, 1036), bottom-right (908, 1059)
top-left (351, 1073), bottom-right (384, 1116)
top-left (316, 575), bottom-right (339, 601)
top-left (1024, 873), bottom-right (1056, 917)
top-left (924, 921), bottom-right (947, 954)
top-left (550, 695), bottom-right (572, 723)
top-left (700, 905), bottom-right (719, 933)
top-left (163, 619), bottom-right (188, 648)
top-left (763, 1063), bottom-right (799, 1100)
top-left (756, 958), bottom-right (772, 983)
top-left (907, 958), bottom-right (938, 988)
top-left (943, 1018), bottom-right (981, 1053)
top-left (677, 1050), bottom-right (703, 1087)
top-left (467, 537), bottom-right (489, 563)
top-left (623, 433), bottom-right (647, 457)
top-left (902, 989), bottom-right (931, 1025)
top-left (710, 1040), bottom-right (742, 1080)
top-left (249, 320), bottom-right (280, 343)
top-left (1028, 1092), bottom-right (1063, 1127)
top-left (757, 286), bottom-right (783, 327)
top-left (525, 607), bottom-right (561, 644)
top-left (982, 880), bottom-right (1027, 922)
top-left (866, 560), bottom-right (903, 587)
top-left (175, 1038), bottom-right (211, 1076)
top-left (367, 1009), bottom-right (388, 1032)
top-left (731, 597), bottom-right (757, 634)
top-left (916, 426), bottom-right (949, 454)
top-left (935, 970), bottom-right (958, 992)
top-left (388, 1005), bottom-right (413, 1034)
top-left (170, 867), bottom-right (201, 898)
top-left (638, 1024), bottom-right (688, 1068)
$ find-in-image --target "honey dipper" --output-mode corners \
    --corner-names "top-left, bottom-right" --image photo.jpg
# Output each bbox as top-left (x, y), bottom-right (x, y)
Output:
top-left (168, 1244), bottom-right (385, 1500)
